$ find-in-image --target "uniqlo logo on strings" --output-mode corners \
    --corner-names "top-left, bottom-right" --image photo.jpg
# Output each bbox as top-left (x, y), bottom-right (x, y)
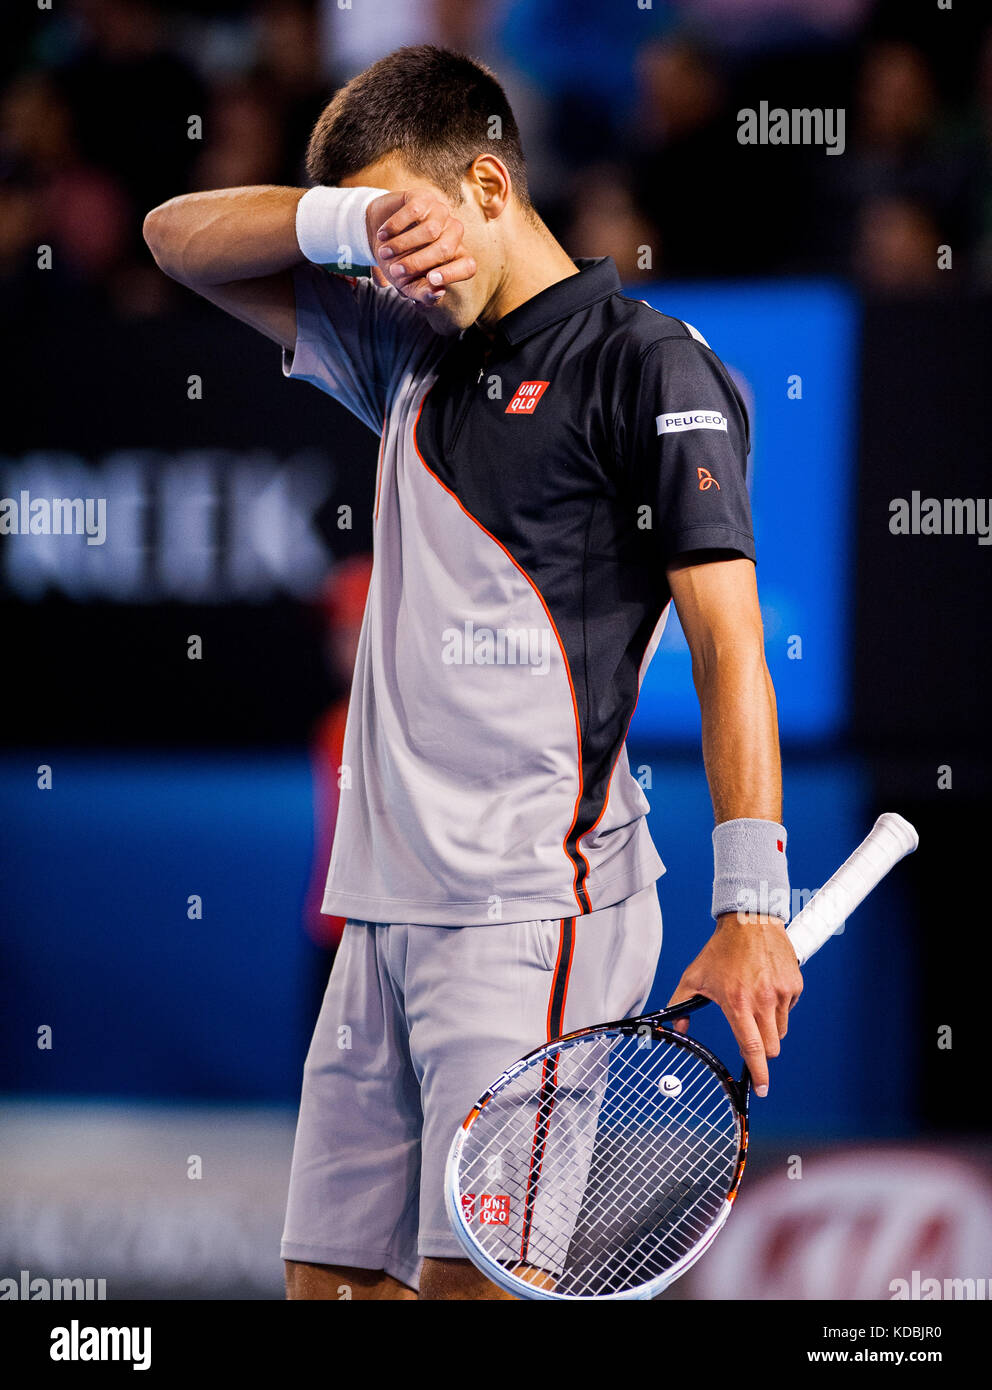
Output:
top-left (505, 381), bottom-right (549, 414)
top-left (460, 1193), bottom-right (476, 1221)
top-left (478, 1194), bottom-right (510, 1225)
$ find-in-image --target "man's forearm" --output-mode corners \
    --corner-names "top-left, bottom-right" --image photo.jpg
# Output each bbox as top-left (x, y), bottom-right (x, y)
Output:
top-left (143, 185), bottom-right (306, 287)
top-left (695, 642), bottom-right (782, 826)
top-left (141, 182), bottom-right (474, 349)
top-left (667, 636), bottom-right (801, 1090)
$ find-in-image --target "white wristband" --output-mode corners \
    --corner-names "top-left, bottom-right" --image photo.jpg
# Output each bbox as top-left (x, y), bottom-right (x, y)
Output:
top-left (295, 185), bottom-right (389, 269)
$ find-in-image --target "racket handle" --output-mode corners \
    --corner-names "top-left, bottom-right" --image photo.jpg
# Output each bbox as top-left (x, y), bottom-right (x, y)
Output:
top-left (786, 812), bottom-right (918, 967)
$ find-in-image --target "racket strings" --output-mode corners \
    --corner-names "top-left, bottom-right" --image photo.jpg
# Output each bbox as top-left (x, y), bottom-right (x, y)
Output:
top-left (455, 1029), bottom-right (740, 1297)
top-left (548, 1051), bottom-right (736, 1290)
top-left (538, 1060), bottom-right (727, 1235)
top-left (466, 1041), bottom-right (732, 1239)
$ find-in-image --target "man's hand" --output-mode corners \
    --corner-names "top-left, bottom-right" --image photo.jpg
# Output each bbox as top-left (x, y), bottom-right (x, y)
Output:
top-left (366, 189), bottom-right (477, 304)
top-left (666, 914), bottom-right (803, 1097)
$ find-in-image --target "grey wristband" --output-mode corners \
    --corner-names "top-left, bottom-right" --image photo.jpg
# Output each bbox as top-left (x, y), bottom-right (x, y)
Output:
top-left (711, 818), bottom-right (791, 923)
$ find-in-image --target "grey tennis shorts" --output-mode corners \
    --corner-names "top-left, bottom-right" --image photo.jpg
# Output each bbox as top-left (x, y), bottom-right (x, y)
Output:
top-left (280, 885), bottom-right (664, 1291)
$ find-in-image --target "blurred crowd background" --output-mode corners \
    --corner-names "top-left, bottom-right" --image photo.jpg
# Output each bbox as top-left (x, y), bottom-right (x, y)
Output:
top-left (1, 0), bottom-right (990, 1301)
top-left (2, 0), bottom-right (992, 316)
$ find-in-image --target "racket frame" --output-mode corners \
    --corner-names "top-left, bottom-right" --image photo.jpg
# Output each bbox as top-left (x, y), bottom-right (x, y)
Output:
top-left (444, 997), bottom-right (751, 1301)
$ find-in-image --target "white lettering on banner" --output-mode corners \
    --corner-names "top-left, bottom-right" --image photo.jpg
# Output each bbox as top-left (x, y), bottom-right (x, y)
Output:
top-left (0, 450), bottom-right (337, 602)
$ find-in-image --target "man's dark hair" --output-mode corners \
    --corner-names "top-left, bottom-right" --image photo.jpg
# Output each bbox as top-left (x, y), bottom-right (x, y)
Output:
top-left (306, 45), bottom-right (531, 210)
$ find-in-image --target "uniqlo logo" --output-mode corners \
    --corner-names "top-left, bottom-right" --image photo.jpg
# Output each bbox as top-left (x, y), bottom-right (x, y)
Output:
top-left (461, 1193), bottom-right (476, 1221)
top-left (478, 1194), bottom-right (511, 1225)
top-left (505, 381), bottom-right (549, 414)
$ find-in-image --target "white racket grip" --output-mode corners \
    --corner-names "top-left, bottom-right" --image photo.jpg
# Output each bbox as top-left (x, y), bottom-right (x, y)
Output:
top-left (785, 813), bottom-right (918, 967)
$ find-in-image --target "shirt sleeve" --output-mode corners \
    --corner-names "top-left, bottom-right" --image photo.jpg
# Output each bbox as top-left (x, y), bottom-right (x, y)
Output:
top-left (620, 335), bottom-right (756, 564)
top-left (282, 264), bottom-right (440, 435)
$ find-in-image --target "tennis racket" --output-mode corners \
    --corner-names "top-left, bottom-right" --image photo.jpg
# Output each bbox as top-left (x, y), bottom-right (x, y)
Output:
top-left (445, 812), bottom-right (918, 1300)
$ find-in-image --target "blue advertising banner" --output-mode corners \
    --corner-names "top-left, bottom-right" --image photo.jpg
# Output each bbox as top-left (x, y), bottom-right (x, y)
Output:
top-left (630, 280), bottom-right (859, 745)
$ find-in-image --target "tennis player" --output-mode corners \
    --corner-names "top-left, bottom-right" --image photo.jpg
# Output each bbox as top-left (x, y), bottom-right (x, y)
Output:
top-left (144, 45), bottom-right (802, 1301)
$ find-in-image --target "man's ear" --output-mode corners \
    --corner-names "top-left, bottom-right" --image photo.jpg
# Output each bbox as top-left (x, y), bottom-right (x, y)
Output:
top-left (466, 154), bottom-right (511, 221)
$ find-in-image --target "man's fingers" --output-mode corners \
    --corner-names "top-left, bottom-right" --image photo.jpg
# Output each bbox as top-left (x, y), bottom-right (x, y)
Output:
top-left (367, 190), bottom-right (472, 302)
top-left (725, 1008), bottom-right (770, 1095)
top-left (398, 283), bottom-right (446, 306)
top-left (757, 1008), bottom-right (781, 1061)
top-left (776, 1000), bottom-right (790, 1040)
top-left (378, 216), bottom-right (463, 264)
top-left (665, 985), bottom-right (702, 1037)
top-left (382, 234), bottom-right (467, 280)
top-left (377, 220), bottom-right (445, 259)
top-left (741, 1035), bottom-right (770, 1095)
top-left (374, 194), bottom-right (442, 243)
top-left (750, 990), bottom-right (782, 1058)
top-left (390, 276), bottom-right (447, 306)
top-left (375, 196), bottom-right (458, 252)
top-left (384, 249), bottom-right (468, 287)
top-left (419, 255), bottom-right (477, 288)
top-left (392, 256), bottom-right (478, 302)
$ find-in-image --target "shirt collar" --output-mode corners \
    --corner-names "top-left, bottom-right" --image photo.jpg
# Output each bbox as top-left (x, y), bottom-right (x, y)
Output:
top-left (478, 257), bottom-right (622, 349)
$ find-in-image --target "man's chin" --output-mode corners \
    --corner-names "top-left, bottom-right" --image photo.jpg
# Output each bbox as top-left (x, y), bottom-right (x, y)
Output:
top-left (416, 299), bottom-right (469, 334)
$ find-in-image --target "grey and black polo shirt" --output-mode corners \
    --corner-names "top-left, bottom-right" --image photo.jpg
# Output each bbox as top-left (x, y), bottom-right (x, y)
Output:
top-left (284, 256), bottom-right (755, 926)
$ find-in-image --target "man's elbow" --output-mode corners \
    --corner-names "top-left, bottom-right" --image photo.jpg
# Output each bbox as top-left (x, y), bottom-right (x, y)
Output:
top-left (690, 625), bottom-right (768, 690)
top-left (142, 199), bottom-right (186, 280)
